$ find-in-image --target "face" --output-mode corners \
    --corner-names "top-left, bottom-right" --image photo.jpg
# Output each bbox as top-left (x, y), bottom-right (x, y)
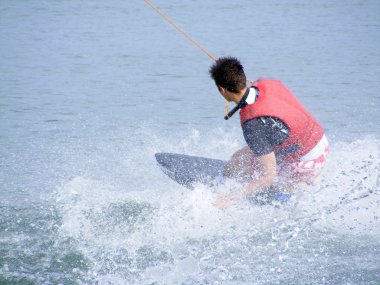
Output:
top-left (217, 86), bottom-right (233, 102)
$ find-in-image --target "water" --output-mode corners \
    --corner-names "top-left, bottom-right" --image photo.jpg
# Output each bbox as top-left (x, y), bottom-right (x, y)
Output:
top-left (1, 0), bottom-right (379, 284)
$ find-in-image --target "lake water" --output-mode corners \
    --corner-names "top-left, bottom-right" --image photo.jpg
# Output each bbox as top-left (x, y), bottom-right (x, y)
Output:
top-left (1, 0), bottom-right (379, 284)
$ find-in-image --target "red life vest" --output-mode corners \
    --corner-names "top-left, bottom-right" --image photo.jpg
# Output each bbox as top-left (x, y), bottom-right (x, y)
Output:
top-left (240, 79), bottom-right (324, 162)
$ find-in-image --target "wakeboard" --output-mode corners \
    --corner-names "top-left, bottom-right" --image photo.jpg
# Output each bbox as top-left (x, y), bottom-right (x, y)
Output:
top-left (155, 152), bottom-right (225, 189)
top-left (155, 152), bottom-right (292, 203)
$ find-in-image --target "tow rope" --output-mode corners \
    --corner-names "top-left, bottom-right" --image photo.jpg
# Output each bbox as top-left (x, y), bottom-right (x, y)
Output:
top-left (143, 0), bottom-right (252, 118)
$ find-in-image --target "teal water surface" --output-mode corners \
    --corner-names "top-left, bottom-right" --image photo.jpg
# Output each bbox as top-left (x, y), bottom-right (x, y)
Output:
top-left (1, 0), bottom-right (380, 284)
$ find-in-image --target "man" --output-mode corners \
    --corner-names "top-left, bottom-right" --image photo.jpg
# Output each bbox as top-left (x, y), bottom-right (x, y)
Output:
top-left (209, 57), bottom-right (329, 207)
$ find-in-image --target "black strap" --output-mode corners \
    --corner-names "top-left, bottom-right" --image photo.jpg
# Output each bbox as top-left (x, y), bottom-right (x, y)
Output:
top-left (224, 87), bottom-right (258, 120)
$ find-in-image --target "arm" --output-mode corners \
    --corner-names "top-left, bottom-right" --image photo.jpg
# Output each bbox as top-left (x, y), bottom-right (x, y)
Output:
top-left (240, 151), bottom-right (277, 196)
top-left (216, 151), bottom-right (277, 208)
top-left (223, 146), bottom-right (253, 178)
top-left (216, 118), bottom-right (287, 208)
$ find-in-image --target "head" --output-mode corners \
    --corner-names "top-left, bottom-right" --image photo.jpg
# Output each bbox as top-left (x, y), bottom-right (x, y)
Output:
top-left (209, 56), bottom-right (247, 102)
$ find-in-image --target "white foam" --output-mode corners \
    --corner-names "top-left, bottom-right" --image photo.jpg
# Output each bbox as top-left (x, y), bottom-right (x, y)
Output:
top-left (54, 129), bottom-right (380, 284)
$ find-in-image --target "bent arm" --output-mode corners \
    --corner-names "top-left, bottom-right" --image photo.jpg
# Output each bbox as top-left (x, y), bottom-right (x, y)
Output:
top-left (241, 151), bottom-right (277, 196)
top-left (216, 152), bottom-right (277, 208)
top-left (223, 146), bottom-right (253, 178)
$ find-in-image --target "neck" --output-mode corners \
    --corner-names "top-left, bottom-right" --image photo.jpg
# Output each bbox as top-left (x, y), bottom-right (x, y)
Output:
top-left (232, 86), bottom-right (248, 104)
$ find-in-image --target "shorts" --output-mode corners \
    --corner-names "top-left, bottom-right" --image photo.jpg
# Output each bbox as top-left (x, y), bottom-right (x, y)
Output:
top-left (280, 135), bottom-right (329, 184)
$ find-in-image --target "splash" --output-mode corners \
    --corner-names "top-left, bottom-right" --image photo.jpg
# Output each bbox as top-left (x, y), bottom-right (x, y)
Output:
top-left (54, 131), bottom-right (380, 284)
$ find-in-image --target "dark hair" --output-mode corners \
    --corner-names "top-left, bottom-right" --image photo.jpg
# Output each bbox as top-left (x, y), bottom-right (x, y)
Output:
top-left (209, 56), bottom-right (246, 93)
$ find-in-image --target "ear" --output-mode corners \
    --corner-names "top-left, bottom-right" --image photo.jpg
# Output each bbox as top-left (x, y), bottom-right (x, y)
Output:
top-left (218, 86), bottom-right (226, 94)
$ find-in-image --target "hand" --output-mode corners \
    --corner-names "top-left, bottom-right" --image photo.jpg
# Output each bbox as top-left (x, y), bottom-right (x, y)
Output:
top-left (215, 194), bottom-right (232, 209)
top-left (214, 192), bottom-right (242, 210)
